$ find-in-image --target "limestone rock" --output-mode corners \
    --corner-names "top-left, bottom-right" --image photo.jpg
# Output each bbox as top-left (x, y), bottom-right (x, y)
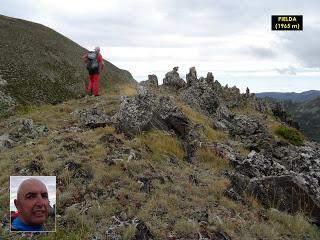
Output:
top-left (186, 67), bottom-right (197, 86)
top-left (9, 118), bottom-right (49, 144)
top-left (180, 80), bottom-right (221, 115)
top-left (162, 67), bottom-right (186, 90)
top-left (205, 72), bottom-right (214, 85)
top-left (139, 74), bottom-right (158, 87)
top-left (248, 175), bottom-right (320, 225)
top-left (0, 134), bottom-right (14, 148)
top-left (76, 107), bottom-right (110, 129)
top-left (114, 92), bottom-right (190, 137)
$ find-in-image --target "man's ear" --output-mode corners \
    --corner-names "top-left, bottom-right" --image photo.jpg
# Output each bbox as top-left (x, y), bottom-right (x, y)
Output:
top-left (14, 199), bottom-right (20, 211)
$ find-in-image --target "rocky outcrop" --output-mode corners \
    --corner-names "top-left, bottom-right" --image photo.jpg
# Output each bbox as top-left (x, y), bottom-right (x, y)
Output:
top-left (8, 119), bottom-right (49, 145)
top-left (0, 134), bottom-right (14, 148)
top-left (74, 107), bottom-right (110, 129)
top-left (114, 86), bottom-right (199, 162)
top-left (162, 67), bottom-right (186, 90)
top-left (269, 100), bottom-right (300, 129)
top-left (0, 88), bottom-right (16, 114)
top-left (248, 175), bottom-right (320, 225)
top-left (114, 87), bottom-right (191, 137)
top-left (139, 74), bottom-right (159, 87)
top-left (0, 119), bottom-right (49, 148)
top-left (180, 79), bottom-right (222, 116)
top-left (180, 75), bottom-right (320, 225)
top-left (225, 143), bottom-right (320, 225)
top-left (186, 67), bottom-right (197, 87)
top-left (214, 107), bottom-right (274, 152)
top-left (205, 72), bottom-right (214, 85)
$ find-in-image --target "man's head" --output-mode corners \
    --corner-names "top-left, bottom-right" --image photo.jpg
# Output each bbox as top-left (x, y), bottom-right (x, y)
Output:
top-left (94, 46), bottom-right (100, 53)
top-left (14, 178), bottom-right (49, 226)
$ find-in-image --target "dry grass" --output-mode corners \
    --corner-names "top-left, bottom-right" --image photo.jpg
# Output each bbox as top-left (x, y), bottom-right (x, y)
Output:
top-left (105, 83), bottom-right (137, 97)
top-left (177, 101), bottom-right (229, 143)
top-left (234, 145), bottom-right (251, 157)
top-left (177, 102), bottom-right (208, 126)
top-left (136, 129), bottom-right (185, 161)
top-left (195, 147), bottom-right (230, 173)
top-left (267, 208), bottom-right (320, 239)
top-left (245, 193), bottom-right (261, 210)
top-left (174, 218), bottom-right (198, 238)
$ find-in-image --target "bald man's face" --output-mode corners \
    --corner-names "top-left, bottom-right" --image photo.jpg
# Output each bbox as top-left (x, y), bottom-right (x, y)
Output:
top-left (14, 179), bottom-right (49, 226)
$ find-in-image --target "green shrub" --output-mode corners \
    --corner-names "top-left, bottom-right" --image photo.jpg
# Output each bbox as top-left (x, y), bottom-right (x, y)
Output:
top-left (276, 125), bottom-right (304, 146)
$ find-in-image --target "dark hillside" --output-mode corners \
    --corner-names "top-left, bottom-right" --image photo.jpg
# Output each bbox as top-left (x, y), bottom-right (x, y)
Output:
top-left (256, 90), bottom-right (320, 102)
top-left (284, 97), bottom-right (320, 142)
top-left (0, 14), bottom-right (135, 114)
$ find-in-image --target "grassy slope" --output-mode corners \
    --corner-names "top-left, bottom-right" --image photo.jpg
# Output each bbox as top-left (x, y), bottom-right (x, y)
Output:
top-left (0, 14), bottom-right (135, 111)
top-left (0, 85), bottom-right (319, 239)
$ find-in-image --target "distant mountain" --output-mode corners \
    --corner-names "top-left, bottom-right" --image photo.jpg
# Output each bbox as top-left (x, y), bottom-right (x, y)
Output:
top-left (256, 90), bottom-right (320, 102)
top-left (0, 14), bottom-right (135, 115)
top-left (284, 97), bottom-right (320, 142)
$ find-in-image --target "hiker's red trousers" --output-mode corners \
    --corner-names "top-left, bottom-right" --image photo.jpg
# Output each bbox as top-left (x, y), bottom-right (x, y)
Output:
top-left (88, 74), bottom-right (100, 96)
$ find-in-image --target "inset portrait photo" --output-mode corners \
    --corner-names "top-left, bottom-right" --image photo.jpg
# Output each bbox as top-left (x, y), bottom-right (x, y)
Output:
top-left (10, 176), bottom-right (56, 232)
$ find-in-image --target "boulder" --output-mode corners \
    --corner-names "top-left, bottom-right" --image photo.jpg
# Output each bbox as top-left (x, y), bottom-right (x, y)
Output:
top-left (248, 175), bottom-right (320, 225)
top-left (180, 79), bottom-right (221, 115)
top-left (114, 90), bottom-right (191, 137)
top-left (0, 134), bottom-right (14, 148)
top-left (205, 72), bottom-right (214, 85)
top-left (186, 67), bottom-right (197, 86)
top-left (9, 119), bottom-right (49, 143)
top-left (234, 151), bottom-right (289, 178)
top-left (134, 219), bottom-right (154, 240)
top-left (114, 90), bottom-right (199, 162)
top-left (162, 67), bottom-right (186, 90)
top-left (0, 89), bottom-right (16, 108)
top-left (76, 108), bottom-right (110, 129)
top-left (139, 74), bottom-right (158, 87)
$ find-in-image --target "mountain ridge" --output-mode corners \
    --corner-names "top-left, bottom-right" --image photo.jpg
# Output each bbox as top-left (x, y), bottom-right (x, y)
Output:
top-left (0, 14), bottom-right (319, 239)
top-left (1, 67), bottom-right (319, 239)
top-left (256, 90), bottom-right (320, 102)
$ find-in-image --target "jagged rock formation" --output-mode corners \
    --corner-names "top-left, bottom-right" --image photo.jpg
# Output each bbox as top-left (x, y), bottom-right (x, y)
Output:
top-left (1, 65), bottom-right (320, 239)
top-left (140, 74), bottom-right (159, 87)
top-left (139, 66), bottom-right (320, 226)
top-left (248, 175), bottom-right (320, 225)
top-left (114, 86), bottom-right (199, 162)
top-left (114, 88), bottom-right (191, 137)
top-left (268, 100), bottom-right (300, 129)
top-left (162, 66), bottom-right (186, 89)
top-left (0, 118), bottom-right (49, 148)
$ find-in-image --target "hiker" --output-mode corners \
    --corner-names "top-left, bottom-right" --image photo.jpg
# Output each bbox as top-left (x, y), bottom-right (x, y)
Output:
top-left (82, 46), bottom-right (105, 96)
top-left (11, 178), bottom-right (49, 231)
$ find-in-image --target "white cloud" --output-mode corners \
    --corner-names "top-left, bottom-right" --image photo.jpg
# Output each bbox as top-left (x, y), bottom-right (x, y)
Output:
top-left (1, 0), bottom-right (320, 92)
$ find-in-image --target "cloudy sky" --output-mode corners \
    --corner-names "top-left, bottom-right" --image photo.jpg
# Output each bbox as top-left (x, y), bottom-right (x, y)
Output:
top-left (1, 0), bottom-right (320, 92)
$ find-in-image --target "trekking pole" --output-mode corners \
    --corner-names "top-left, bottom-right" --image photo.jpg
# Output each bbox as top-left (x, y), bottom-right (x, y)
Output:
top-left (82, 78), bottom-right (87, 95)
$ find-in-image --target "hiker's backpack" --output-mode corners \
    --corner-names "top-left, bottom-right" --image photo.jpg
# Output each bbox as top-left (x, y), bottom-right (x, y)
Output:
top-left (86, 51), bottom-right (99, 75)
